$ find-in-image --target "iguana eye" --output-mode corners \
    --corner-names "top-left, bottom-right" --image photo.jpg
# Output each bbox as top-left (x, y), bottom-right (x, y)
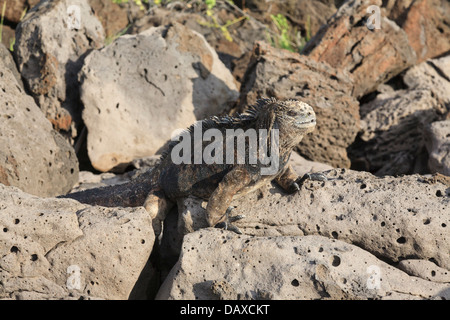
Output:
top-left (287, 111), bottom-right (297, 117)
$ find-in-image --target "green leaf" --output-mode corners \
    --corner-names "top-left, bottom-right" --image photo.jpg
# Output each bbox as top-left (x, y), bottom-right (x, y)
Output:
top-left (205, 0), bottom-right (216, 10)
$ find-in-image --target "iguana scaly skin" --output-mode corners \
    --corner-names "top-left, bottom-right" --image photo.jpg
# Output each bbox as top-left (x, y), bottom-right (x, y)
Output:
top-left (144, 98), bottom-right (325, 235)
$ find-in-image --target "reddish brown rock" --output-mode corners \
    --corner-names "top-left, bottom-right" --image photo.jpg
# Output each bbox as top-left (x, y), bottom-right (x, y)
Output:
top-left (238, 41), bottom-right (360, 168)
top-left (88, 0), bottom-right (129, 38)
top-left (49, 111), bottom-right (73, 132)
top-left (0, 0), bottom-right (39, 24)
top-left (0, 24), bottom-right (15, 49)
top-left (302, 0), bottom-right (416, 98)
top-left (399, 0), bottom-right (450, 63)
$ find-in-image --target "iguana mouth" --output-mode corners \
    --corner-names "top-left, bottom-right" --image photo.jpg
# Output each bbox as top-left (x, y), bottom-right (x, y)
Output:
top-left (296, 118), bottom-right (316, 127)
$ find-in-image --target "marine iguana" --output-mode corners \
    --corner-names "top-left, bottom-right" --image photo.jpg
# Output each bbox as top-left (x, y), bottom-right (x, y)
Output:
top-left (144, 98), bottom-right (326, 235)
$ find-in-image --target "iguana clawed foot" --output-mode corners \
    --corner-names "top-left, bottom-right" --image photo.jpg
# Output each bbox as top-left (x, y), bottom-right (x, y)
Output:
top-left (214, 206), bottom-right (245, 234)
top-left (288, 172), bottom-right (328, 193)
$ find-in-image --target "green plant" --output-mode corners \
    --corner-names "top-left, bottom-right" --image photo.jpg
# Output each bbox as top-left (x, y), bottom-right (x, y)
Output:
top-left (197, 0), bottom-right (247, 42)
top-left (267, 13), bottom-right (311, 53)
top-left (205, 0), bottom-right (216, 10)
top-left (270, 13), bottom-right (293, 51)
top-left (9, 36), bottom-right (14, 51)
top-left (270, 13), bottom-right (296, 51)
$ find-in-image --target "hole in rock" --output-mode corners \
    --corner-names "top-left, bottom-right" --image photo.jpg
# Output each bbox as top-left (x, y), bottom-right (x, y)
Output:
top-left (396, 237), bottom-right (406, 244)
top-left (331, 255), bottom-right (341, 267)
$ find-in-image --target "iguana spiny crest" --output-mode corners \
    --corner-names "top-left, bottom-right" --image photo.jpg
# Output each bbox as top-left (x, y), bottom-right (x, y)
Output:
top-left (145, 98), bottom-right (324, 235)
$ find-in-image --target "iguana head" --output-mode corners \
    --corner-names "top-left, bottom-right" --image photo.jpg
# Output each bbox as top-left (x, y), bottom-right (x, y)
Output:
top-left (274, 99), bottom-right (316, 150)
top-left (276, 99), bottom-right (316, 134)
top-left (250, 98), bottom-right (316, 153)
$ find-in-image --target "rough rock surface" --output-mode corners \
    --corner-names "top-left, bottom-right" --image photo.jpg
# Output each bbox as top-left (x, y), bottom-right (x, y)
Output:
top-left (302, 0), bottom-right (417, 98)
top-left (0, 24), bottom-right (15, 49)
top-left (164, 169), bottom-right (450, 271)
top-left (398, 259), bottom-right (450, 283)
top-left (288, 152), bottom-right (334, 177)
top-left (0, 55), bottom-right (79, 197)
top-left (349, 55), bottom-right (450, 176)
top-left (399, 0), bottom-right (450, 63)
top-left (13, 0), bottom-right (105, 137)
top-left (156, 229), bottom-right (449, 300)
top-left (354, 89), bottom-right (445, 176)
top-left (0, 44), bottom-right (23, 89)
top-left (403, 55), bottom-right (450, 107)
top-left (425, 120), bottom-right (450, 176)
top-left (0, 185), bottom-right (154, 300)
top-left (80, 23), bottom-right (239, 172)
top-left (238, 41), bottom-right (360, 168)
top-left (88, 0), bottom-right (129, 38)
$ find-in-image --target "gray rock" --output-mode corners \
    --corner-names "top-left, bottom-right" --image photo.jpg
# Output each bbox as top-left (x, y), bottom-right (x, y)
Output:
top-left (403, 55), bottom-right (450, 106)
top-left (13, 0), bottom-right (104, 137)
top-left (349, 55), bottom-right (450, 176)
top-left (164, 153), bottom-right (333, 242)
top-left (0, 44), bottom-right (23, 89)
top-left (289, 152), bottom-right (334, 177)
top-left (80, 23), bottom-right (239, 172)
top-left (0, 184), bottom-right (154, 300)
top-left (425, 120), bottom-right (450, 176)
top-left (70, 171), bottom-right (132, 193)
top-left (156, 229), bottom-right (449, 300)
top-left (164, 169), bottom-right (450, 271)
top-left (0, 56), bottom-right (79, 197)
top-left (354, 89), bottom-right (445, 176)
top-left (398, 259), bottom-right (450, 283)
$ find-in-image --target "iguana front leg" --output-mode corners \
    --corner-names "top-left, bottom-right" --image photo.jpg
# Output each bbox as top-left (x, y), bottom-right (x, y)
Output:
top-left (206, 166), bottom-right (252, 233)
top-left (275, 164), bottom-right (327, 193)
top-left (144, 188), bottom-right (174, 237)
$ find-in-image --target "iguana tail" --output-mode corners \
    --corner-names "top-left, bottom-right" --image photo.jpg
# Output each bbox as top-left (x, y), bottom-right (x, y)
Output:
top-left (62, 169), bottom-right (157, 208)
